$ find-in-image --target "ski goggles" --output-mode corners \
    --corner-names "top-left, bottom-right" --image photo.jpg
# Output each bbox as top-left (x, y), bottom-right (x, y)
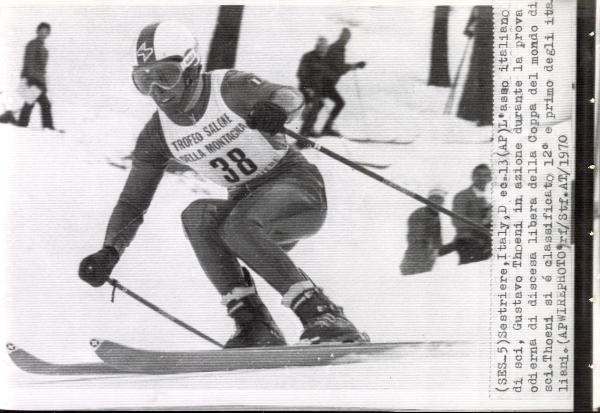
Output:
top-left (131, 50), bottom-right (200, 95)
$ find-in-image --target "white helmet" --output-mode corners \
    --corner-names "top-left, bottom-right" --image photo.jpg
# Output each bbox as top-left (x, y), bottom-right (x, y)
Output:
top-left (135, 20), bottom-right (200, 67)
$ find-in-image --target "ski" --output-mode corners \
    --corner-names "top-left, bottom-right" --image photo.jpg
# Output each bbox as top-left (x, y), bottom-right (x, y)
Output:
top-left (354, 162), bottom-right (391, 169)
top-left (341, 137), bottom-right (415, 145)
top-left (442, 137), bottom-right (493, 144)
top-left (308, 133), bottom-right (414, 145)
top-left (91, 338), bottom-right (428, 375)
top-left (107, 161), bottom-right (128, 170)
top-left (6, 343), bottom-right (122, 376)
top-left (442, 141), bottom-right (492, 144)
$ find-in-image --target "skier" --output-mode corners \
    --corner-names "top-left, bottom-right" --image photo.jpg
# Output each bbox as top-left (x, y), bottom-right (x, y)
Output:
top-left (18, 22), bottom-right (55, 130)
top-left (78, 21), bottom-right (367, 348)
top-left (320, 28), bottom-right (366, 136)
top-left (297, 36), bottom-right (330, 137)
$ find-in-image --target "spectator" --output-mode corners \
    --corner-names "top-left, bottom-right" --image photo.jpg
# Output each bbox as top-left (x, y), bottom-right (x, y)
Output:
top-left (18, 22), bottom-right (54, 130)
top-left (297, 37), bottom-right (329, 137)
top-left (440, 164), bottom-right (492, 264)
top-left (400, 189), bottom-right (447, 275)
top-left (321, 28), bottom-right (366, 136)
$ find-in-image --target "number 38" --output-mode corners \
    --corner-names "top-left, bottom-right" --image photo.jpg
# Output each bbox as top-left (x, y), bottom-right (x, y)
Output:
top-left (209, 148), bottom-right (258, 183)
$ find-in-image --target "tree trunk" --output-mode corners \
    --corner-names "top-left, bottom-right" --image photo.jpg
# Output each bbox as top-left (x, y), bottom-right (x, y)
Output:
top-left (206, 6), bottom-right (244, 71)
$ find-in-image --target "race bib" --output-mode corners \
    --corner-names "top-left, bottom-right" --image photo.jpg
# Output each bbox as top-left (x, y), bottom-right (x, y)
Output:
top-left (159, 72), bottom-right (287, 188)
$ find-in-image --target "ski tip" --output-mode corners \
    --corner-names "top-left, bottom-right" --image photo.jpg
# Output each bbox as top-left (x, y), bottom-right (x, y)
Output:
top-left (89, 338), bottom-right (103, 349)
top-left (6, 342), bottom-right (17, 352)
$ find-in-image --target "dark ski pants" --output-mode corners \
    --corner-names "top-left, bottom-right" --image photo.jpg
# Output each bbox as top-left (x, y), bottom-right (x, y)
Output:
top-left (181, 162), bottom-right (327, 296)
top-left (439, 237), bottom-right (491, 265)
top-left (300, 87), bottom-right (324, 134)
top-left (18, 84), bottom-right (54, 129)
top-left (322, 85), bottom-right (345, 131)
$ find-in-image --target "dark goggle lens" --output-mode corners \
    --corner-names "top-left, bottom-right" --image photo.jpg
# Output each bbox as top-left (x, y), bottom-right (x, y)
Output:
top-left (132, 62), bottom-right (183, 95)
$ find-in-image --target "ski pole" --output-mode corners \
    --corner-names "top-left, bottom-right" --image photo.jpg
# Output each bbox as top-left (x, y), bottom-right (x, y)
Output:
top-left (443, 36), bottom-right (473, 115)
top-left (283, 127), bottom-right (491, 239)
top-left (107, 278), bottom-right (224, 348)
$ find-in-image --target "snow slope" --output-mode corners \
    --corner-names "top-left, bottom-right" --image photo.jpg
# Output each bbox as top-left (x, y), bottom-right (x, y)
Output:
top-left (0, 123), bottom-right (492, 410)
top-left (0, 123), bottom-right (553, 411)
top-left (0, 3), bottom-right (566, 411)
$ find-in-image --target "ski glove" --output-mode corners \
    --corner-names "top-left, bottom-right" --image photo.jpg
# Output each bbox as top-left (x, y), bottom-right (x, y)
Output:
top-left (247, 101), bottom-right (288, 135)
top-left (79, 246), bottom-right (120, 287)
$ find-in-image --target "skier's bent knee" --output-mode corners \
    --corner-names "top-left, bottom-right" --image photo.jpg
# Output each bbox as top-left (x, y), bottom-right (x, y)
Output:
top-left (181, 200), bottom-right (222, 232)
top-left (219, 216), bottom-right (261, 245)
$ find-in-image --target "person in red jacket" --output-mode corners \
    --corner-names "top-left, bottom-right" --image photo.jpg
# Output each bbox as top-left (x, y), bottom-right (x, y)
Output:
top-left (78, 21), bottom-right (367, 348)
top-left (321, 28), bottom-right (366, 136)
top-left (18, 22), bottom-right (54, 130)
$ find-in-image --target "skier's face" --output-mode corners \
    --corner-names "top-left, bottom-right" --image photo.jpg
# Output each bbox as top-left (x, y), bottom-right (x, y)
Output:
top-left (144, 58), bottom-right (196, 114)
top-left (149, 77), bottom-right (187, 112)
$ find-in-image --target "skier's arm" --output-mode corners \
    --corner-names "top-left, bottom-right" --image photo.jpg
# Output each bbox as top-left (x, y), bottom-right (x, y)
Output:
top-left (80, 114), bottom-right (169, 287)
top-left (103, 159), bottom-right (166, 254)
top-left (269, 87), bottom-right (304, 122)
top-left (317, 61), bottom-right (338, 80)
top-left (79, 160), bottom-right (164, 288)
top-left (103, 115), bottom-right (169, 253)
top-left (326, 46), bottom-right (358, 76)
top-left (222, 70), bottom-right (304, 127)
top-left (331, 54), bottom-right (351, 75)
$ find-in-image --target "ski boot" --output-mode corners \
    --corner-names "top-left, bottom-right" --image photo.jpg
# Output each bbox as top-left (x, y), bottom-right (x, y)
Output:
top-left (282, 281), bottom-right (369, 345)
top-left (300, 127), bottom-right (319, 138)
top-left (222, 274), bottom-right (287, 349)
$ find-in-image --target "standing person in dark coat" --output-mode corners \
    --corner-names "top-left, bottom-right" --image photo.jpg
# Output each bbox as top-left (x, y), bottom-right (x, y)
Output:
top-left (440, 164), bottom-right (492, 264)
top-left (321, 28), bottom-right (366, 137)
top-left (297, 37), bottom-right (329, 137)
top-left (18, 22), bottom-right (54, 130)
top-left (400, 189), bottom-right (446, 275)
top-left (456, 6), bottom-right (493, 126)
